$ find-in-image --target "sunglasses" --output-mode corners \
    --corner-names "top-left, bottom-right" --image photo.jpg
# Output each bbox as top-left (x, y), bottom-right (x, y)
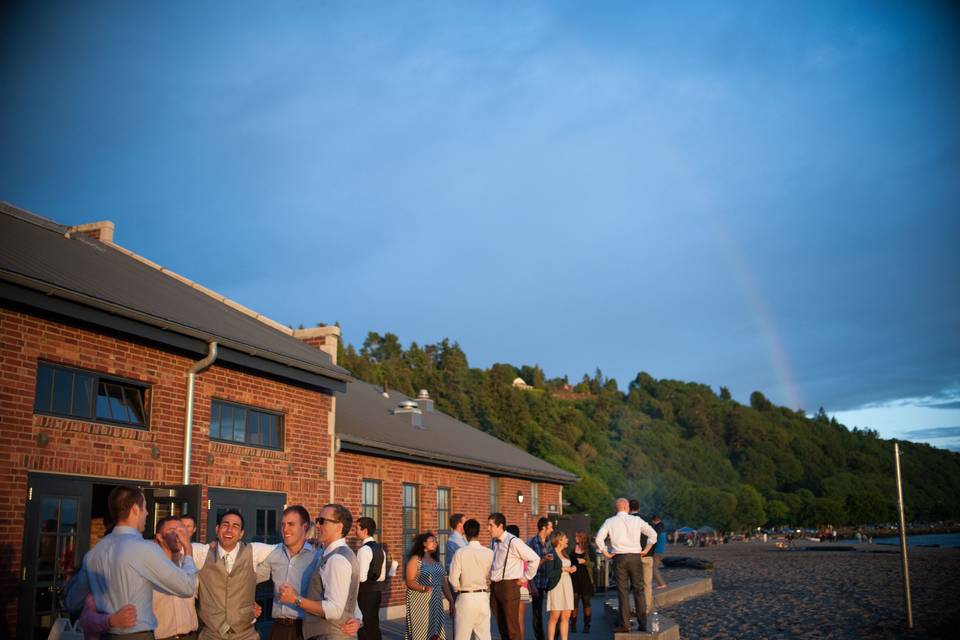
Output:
top-left (316, 517), bottom-right (341, 525)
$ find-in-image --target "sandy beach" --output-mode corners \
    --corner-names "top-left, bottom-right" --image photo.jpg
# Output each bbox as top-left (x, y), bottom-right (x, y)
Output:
top-left (656, 541), bottom-right (960, 639)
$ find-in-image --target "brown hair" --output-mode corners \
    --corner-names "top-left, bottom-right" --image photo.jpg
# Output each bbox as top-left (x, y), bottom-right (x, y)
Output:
top-left (107, 485), bottom-right (145, 523)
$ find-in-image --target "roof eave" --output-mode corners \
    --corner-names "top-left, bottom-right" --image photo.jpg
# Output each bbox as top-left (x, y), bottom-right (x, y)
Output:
top-left (338, 434), bottom-right (580, 485)
top-left (0, 276), bottom-right (351, 392)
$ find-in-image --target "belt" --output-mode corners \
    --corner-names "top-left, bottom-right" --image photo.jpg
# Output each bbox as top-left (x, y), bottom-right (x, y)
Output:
top-left (272, 619), bottom-right (301, 626)
top-left (458, 589), bottom-right (488, 593)
top-left (156, 634), bottom-right (197, 640)
top-left (103, 633), bottom-right (155, 640)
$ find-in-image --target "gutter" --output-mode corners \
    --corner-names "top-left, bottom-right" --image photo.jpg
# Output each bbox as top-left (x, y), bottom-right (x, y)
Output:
top-left (184, 342), bottom-right (218, 484)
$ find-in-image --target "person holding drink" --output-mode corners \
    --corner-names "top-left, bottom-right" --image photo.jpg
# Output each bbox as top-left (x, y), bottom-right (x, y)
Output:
top-left (404, 533), bottom-right (454, 640)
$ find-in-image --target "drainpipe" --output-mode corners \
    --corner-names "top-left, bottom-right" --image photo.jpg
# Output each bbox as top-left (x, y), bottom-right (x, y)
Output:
top-left (183, 342), bottom-right (218, 484)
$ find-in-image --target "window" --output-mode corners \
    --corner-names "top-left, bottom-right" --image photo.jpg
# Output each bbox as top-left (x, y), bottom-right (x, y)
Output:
top-left (34, 362), bottom-right (149, 428)
top-left (489, 477), bottom-right (500, 513)
top-left (531, 482), bottom-right (539, 516)
top-left (361, 479), bottom-right (382, 538)
top-left (210, 399), bottom-right (283, 450)
top-left (436, 487), bottom-right (451, 567)
top-left (402, 484), bottom-right (419, 555)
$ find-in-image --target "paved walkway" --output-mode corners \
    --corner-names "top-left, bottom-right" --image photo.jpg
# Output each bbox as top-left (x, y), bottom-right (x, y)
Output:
top-left (382, 593), bottom-right (617, 640)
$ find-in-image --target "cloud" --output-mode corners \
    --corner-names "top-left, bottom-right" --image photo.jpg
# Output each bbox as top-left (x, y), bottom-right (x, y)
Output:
top-left (899, 426), bottom-right (960, 440)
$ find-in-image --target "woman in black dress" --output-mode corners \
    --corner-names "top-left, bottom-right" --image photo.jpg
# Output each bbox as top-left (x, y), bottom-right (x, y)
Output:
top-left (569, 530), bottom-right (595, 632)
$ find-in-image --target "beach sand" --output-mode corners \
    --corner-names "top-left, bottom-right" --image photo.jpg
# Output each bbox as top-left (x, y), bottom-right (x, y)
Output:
top-left (657, 541), bottom-right (960, 639)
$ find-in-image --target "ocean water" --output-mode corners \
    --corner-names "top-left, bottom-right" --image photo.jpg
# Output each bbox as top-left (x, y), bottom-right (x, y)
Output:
top-left (872, 533), bottom-right (960, 548)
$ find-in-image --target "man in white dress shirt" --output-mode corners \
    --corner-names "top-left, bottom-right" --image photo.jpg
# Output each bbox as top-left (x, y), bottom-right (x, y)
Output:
top-left (354, 517), bottom-right (386, 640)
top-left (448, 519), bottom-right (493, 640)
top-left (280, 504), bottom-right (361, 640)
top-left (487, 513), bottom-right (540, 640)
top-left (594, 498), bottom-right (657, 632)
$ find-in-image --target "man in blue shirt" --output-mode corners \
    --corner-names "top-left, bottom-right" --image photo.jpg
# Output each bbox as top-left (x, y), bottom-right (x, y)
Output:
top-left (257, 505), bottom-right (319, 640)
top-left (527, 517), bottom-right (555, 640)
top-left (67, 485), bottom-right (198, 639)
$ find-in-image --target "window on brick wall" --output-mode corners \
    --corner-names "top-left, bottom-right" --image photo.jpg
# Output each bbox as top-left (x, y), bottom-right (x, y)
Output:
top-left (436, 487), bottom-right (451, 567)
top-left (402, 483), bottom-right (419, 555)
top-left (361, 479), bottom-right (382, 539)
top-left (530, 482), bottom-right (539, 516)
top-left (489, 477), bottom-right (501, 513)
top-left (210, 399), bottom-right (283, 450)
top-left (34, 361), bottom-right (149, 428)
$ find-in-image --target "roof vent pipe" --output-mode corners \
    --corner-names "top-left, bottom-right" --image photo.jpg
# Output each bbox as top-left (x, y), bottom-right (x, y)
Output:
top-left (417, 389), bottom-right (435, 413)
top-left (183, 341), bottom-right (218, 484)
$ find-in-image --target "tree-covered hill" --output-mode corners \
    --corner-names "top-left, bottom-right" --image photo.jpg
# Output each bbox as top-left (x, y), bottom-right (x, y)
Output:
top-left (340, 331), bottom-right (960, 529)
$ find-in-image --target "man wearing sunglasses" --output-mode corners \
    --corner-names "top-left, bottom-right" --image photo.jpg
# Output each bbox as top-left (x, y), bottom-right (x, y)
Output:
top-left (279, 505), bottom-right (361, 640)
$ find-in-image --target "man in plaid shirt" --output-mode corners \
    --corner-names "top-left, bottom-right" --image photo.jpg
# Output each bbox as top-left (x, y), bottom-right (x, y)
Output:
top-left (527, 517), bottom-right (555, 640)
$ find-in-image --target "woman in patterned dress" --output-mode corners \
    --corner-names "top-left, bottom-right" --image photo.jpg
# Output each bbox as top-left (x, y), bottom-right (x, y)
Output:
top-left (405, 532), bottom-right (455, 640)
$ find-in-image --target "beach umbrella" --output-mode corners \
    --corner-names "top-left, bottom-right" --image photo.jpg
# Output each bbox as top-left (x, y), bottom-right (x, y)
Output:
top-left (676, 527), bottom-right (697, 534)
top-left (698, 526), bottom-right (716, 534)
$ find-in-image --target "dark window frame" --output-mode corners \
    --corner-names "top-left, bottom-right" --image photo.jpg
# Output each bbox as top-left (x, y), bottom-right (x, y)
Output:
top-left (33, 360), bottom-right (150, 429)
top-left (361, 479), bottom-right (382, 540)
top-left (210, 398), bottom-right (284, 451)
top-left (436, 486), bottom-right (451, 567)
top-left (489, 477), bottom-right (501, 513)
top-left (402, 483), bottom-right (420, 556)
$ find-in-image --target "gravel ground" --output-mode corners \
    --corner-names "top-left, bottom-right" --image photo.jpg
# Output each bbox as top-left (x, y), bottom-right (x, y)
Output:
top-left (655, 542), bottom-right (960, 639)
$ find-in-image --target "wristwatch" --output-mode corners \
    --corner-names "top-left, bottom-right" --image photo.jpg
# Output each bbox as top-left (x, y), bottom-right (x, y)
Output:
top-left (295, 596), bottom-right (302, 608)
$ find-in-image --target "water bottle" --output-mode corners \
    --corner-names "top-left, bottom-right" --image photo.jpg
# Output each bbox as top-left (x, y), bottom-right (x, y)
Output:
top-left (651, 610), bottom-right (660, 634)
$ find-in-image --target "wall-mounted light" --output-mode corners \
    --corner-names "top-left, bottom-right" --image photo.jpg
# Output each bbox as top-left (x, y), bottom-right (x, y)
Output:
top-left (517, 491), bottom-right (525, 504)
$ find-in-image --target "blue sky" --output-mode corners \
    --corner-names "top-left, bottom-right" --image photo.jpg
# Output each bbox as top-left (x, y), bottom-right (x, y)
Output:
top-left (2, 1), bottom-right (958, 450)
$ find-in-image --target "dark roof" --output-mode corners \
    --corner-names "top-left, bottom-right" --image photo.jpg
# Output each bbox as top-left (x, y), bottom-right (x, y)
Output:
top-left (0, 202), bottom-right (351, 391)
top-left (337, 381), bottom-right (579, 484)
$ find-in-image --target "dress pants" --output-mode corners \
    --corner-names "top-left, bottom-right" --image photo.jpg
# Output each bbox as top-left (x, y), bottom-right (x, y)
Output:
top-left (454, 592), bottom-right (491, 640)
top-left (530, 588), bottom-right (546, 640)
top-left (490, 580), bottom-right (521, 640)
top-left (613, 553), bottom-right (649, 628)
top-left (357, 588), bottom-right (382, 640)
top-left (269, 619), bottom-right (303, 640)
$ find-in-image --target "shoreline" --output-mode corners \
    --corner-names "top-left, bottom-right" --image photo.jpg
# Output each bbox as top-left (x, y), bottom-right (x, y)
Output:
top-left (645, 541), bottom-right (960, 639)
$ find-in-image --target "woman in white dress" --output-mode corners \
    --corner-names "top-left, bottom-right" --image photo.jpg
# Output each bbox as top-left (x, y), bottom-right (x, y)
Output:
top-left (545, 531), bottom-right (577, 640)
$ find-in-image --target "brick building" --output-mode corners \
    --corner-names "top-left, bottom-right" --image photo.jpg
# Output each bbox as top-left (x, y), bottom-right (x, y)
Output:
top-left (0, 203), bottom-right (576, 639)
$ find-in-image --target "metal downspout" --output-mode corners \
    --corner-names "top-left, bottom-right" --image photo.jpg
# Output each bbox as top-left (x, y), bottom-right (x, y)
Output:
top-left (183, 342), bottom-right (218, 484)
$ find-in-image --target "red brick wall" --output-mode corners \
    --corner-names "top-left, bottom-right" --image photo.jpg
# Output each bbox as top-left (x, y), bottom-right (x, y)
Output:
top-left (333, 450), bottom-right (563, 609)
top-left (0, 306), bottom-right (335, 635)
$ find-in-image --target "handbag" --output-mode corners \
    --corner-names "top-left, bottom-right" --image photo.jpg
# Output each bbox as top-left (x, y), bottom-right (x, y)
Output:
top-left (47, 618), bottom-right (84, 640)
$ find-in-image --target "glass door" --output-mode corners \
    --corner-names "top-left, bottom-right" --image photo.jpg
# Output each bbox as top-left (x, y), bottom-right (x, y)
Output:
top-left (19, 475), bottom-right (92, 640)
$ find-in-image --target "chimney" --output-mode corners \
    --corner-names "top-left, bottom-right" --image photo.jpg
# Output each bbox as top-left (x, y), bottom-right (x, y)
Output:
top-left (69, 221), bottom-right (115, 243)
top-left (292, 325), bottom-right (340, 364)
top-left (392, 400), bottom-right (424, 428)
top-left (417, 389), bottom-right (435, 413)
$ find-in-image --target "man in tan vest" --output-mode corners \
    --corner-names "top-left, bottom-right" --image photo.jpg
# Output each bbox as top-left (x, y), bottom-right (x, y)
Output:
top-left (279, 504), bottom-right (361, 640)
top-left (194, 510), bottom-right (273, 640)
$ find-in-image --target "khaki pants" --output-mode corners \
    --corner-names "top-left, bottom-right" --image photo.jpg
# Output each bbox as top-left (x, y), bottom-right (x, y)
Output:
top-left (454, 592), bottom-right (491, 640)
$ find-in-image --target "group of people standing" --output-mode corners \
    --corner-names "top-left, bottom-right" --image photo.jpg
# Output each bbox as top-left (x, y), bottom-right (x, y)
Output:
top-left (63, 487), bottom-right (664, 640)
top-left (66, 485), bottom-right (367, 640)
top-left (432, 513), bottom-right (594, 640)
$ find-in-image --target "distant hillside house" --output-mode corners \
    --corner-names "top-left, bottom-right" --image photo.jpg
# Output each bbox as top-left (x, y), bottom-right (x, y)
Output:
top-left (0, 202), bottom-right (577, 638)
top-left (512, 376), bottom-right (533, 390)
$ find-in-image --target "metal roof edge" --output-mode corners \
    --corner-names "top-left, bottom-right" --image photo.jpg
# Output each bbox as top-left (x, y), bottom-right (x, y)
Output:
top-left (0, 277), bottom-right (350, 392)
top-left (338, 434), bottom-right (580, 484)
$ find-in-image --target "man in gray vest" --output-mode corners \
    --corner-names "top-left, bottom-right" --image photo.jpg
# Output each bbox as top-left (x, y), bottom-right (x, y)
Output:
top-left (279, 504), bottom-right (361, 640)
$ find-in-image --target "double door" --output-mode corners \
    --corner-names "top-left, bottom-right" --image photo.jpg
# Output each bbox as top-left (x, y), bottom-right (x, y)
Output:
top-left (18, 474), bottom-right (201, 640)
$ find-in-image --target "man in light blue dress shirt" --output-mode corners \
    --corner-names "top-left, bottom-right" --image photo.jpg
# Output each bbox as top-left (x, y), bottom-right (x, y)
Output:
top-left (445, 513), bottom-right (467, 575)
top-left (67, 485), bottom-right (198, 639)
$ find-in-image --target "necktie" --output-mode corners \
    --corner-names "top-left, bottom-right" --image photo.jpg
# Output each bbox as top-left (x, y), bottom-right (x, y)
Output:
top-left (225, 551), bottom-right (234, 573)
